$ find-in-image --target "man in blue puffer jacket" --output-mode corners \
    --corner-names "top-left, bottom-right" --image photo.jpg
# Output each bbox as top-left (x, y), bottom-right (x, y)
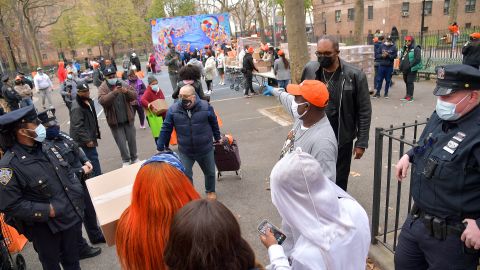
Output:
top-left (157, 84), bottom-right (221, 199)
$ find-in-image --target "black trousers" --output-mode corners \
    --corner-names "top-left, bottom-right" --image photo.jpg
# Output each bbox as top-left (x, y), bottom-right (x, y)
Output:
top-left (244, 72), bottom-right (254, 95)
top-left (395, 215), bottom-right (480, 270)
top-left (205, 80), bottom-right (213, 91)
top-left (30, 222), bottom-right (81, 270)
top-left (403, 71), bottom-right (417, 98)
top-left (336, 142), bottom-right (353, 191)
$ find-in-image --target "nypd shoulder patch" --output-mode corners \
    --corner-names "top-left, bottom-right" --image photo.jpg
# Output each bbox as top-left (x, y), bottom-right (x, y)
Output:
top-left (0, 168), bottom-right (13, 186)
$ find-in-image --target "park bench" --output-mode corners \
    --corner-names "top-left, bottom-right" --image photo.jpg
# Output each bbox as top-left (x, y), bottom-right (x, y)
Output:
top-left (417, 57), bottom-right (462, 81)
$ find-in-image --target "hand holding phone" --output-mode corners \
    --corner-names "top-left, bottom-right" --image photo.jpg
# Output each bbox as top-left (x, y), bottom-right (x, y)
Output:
top-left (257, 219), bottom-right (287, 246)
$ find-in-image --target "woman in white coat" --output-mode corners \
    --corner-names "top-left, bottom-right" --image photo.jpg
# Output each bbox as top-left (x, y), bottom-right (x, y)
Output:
top-left (203, 50), bottom-right (216, 95)
top-left (260, 149), bottom-right (371, 270)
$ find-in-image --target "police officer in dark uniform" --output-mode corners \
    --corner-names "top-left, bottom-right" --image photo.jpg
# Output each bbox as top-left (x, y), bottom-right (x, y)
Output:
top-left (1, 75), bottom-right (22, 111)
top-left (38, 109), bottom-right (104, 259)
top-left (0, 106), bottom-right (84, 270)
top-left (395, 64), bottom-right (480, 269)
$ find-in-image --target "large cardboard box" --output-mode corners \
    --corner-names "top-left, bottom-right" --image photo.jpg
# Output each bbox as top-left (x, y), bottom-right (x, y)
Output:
top-left (86, 162), bottom-right (143, 246)
top-left (256, 66), bottom-right (272, 73)
top-left (151, 99), bottom-right (168, 114)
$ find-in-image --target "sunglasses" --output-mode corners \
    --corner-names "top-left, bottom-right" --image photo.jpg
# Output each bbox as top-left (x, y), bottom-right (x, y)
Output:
top-left (315, 51), bottom-right (336, 57)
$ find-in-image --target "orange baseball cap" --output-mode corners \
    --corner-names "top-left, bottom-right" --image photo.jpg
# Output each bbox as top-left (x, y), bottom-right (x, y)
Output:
top-left (470, 32), bottom-right (480, 39)
top-left (278, 50), bottom-right (284, 56)
top-left (286, 80), bottom-right (329, 108)
top-left (248, 47), bottom-right (254, 53)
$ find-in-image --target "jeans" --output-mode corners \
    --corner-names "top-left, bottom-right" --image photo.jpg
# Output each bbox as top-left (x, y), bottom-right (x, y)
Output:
top-left (110, 122), bottom-right (137, 163)
top-left (395, 215), bottom-right (480, 270)
top-left (132, 104), bottom-right (145, 126)
top-left (81, 146), bottom-right (102, 177)
top-left (244, 72), bottom-right (254, 95)
top-left (20, 98), bottom-right (33, 108)
top-left (39, 88), bottom-right (53, 108)
top-left (29, 222), bottom-right (81, 270)
top-left (168, 73), bottom-right (178, 92)
top-left (376, 65), bottom-right (394, 96)
top-left (336, 142), bottom-right (353, 191)
top-left (374, 64), bottom-right (379, 89)
top-left (278, 79), bottom-right (289, 89)
top-left (178, 149), bottom-right (216, 193)
top-left (403, 71), bottom-right (417, 98)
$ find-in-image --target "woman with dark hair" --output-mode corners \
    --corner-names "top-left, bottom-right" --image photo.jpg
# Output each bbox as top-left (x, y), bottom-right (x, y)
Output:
top-left (273, 50), bottom-right (291, 89)
top-left (390, 26), bottom-right (399, 45)
top-left (116, 152), bottom-right (201, 270)
top-left (172, 64), bottom-right (206, 100)
top-left (164, 199), bottom-right (263, 270)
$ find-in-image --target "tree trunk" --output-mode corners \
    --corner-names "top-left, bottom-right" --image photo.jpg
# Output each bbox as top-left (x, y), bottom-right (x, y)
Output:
top-left (353, 0), bottom-right (364, 44)
top-left (17, 11), bottom-right (35, 70)
top-left (449, 0), bottom-right (458, 24)
top-left (24, 16), bottom-right (43, 68)
top-left (0, 17), bottom-right (17, 72)
top-left (285, 0), bottom-right (309, 83)
top-left (253, 0), bottom-right (266, 43)
top-left (111, 42), bottom-right (117, 59)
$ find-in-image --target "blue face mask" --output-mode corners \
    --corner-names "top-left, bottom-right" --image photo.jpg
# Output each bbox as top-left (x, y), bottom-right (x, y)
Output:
top-left (46, 125), bottom-right (60, 139)
top-left (26, 124), bottom-right (47, 142)
top-left (67, 74), bottom-right (73, 79)
top-left (107, 78), bottom-right (118, 85)
top-left (151, 85), bottom-right (159, 92)
top-left (435, 94), bottom-right (470, 121)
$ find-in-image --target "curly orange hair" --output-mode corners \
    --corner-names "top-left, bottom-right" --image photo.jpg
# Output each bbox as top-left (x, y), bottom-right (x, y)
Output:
top-left (115, 162), bottom-right (200, 270)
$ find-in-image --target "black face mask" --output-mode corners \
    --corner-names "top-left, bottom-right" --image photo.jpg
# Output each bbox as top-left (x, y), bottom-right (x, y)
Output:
top-left (181, 99), bottom-right (192, 108)
top-left (318, 56), bottom-right (335, 68)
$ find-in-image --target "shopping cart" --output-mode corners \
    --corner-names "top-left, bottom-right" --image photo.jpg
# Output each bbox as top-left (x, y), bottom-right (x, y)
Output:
top-left (225, 66), bottom-right (245, 92)
top-left (0, 214), bottom-right (26, 270)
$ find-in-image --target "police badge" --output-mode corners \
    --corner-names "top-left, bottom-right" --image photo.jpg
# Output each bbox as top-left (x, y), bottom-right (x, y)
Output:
top-left (437, 67), bottom-right (445, 80)
top-left (0, 168), bottom-right (13, 186)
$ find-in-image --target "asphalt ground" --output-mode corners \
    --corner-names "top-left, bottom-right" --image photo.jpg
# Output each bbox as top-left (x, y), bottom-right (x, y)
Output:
top-left (16, 66), bottom-right (437, 269)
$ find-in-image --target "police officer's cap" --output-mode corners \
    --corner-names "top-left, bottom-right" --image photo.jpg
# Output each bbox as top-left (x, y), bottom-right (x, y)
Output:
top-left (104, 67), bottom-right (116, 76)
top-left (77, 81), bottom-right (89, 92)
top-left (0, 106), bottom-right (38, 132)
top-left (37, 108), bottom-right (57, 127)
top-left (434, 64), bottom-right (480, 96)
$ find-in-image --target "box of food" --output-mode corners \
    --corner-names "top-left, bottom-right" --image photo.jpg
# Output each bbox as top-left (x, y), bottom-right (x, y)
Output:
top-left (256, 66), bottom-right (272, 73)
top-left (86, 162), bottom-right (143, 246)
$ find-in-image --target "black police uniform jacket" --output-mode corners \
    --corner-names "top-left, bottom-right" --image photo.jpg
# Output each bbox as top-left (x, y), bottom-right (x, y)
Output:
top-left (408, 105), bottom-right (480, 226)
top-left (0, 142), bottom-right (84, 238)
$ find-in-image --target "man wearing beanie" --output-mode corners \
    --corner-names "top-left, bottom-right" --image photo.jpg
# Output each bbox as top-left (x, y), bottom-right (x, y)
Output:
top-left (242, 47), bottom-right (259, 97)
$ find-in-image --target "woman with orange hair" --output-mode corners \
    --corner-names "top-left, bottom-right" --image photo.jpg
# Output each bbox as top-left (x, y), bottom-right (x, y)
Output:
top-left (116, 151), bottom-right (200, 270)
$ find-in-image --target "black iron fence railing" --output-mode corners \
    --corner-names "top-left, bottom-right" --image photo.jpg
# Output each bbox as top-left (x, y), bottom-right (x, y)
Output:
top-left (371, 120), bottom-right (428, 253)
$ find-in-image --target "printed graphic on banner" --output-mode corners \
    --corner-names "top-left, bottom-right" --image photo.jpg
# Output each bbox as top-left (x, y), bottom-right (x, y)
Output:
top-left (151, 13), bottom-right (231, 65)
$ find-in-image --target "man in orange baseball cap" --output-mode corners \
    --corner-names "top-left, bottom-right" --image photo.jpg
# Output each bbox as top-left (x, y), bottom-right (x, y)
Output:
top-left (271, 80), bottom-right (338, 182)
top-left (463, 32), bottom-right (480, 69)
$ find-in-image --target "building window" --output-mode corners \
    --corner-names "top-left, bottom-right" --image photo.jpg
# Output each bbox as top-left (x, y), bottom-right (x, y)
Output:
top-left (402, 2), bottom-right (410, 12)
top-left (335, 10), bottom-right (341, 22)
top-left (42, 54), bottom-right (48, 60)
top-left (368, 5), bottom-right (373, 20)
top-left (465, 0), bottom-right (476, 12)
top-left (87, 48), bottom-right (93, 55)
top-left (424, 1), bottom-right (433, 15)
top-left (444, 0), bottom-right (450, 14)
top-left (401, 29), bottom-right (408, 37)
top-left (347, 8), bottom-right (355, 21)
top-left (422, 26), bottom-right (429, 32)
top-left (466, 22), bottom-right (472, 28)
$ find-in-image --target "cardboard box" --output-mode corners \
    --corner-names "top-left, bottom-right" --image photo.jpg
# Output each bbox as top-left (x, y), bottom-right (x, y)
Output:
top-left (151, 99), bottom-right (168, 114)
top-left (86, 162), bottom-right (143, 246)
top-left (256, 66), bottom-right (271, 73)
top-left (253, 52), bottom-right (261, 60)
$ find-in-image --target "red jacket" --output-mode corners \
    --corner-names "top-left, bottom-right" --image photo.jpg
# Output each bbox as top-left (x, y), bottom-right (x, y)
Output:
top-left (57, 62), bottom-right (67, 83)
top-left (140, 85), bottom-right (166, 118)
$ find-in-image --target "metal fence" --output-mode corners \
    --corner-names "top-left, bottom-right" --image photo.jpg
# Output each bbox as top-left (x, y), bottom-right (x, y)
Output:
top-left (371, 120), bottom-right (428, 253)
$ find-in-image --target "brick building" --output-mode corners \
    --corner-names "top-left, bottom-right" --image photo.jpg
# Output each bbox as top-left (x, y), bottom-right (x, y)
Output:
top-left (313, 0), bottom-right (480, 37)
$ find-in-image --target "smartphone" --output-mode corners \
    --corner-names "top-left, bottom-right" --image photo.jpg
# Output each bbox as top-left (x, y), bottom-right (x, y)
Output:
top-left (257, 219), bottom-right (287, 245)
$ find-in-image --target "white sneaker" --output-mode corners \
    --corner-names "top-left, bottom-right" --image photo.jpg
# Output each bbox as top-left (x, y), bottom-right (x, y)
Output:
top-left (206, 90), bottom-right (212, 95)
top-left (122, 162), bottom-right (130, 168)
top-left (131, 159), bottom-right (140, 164)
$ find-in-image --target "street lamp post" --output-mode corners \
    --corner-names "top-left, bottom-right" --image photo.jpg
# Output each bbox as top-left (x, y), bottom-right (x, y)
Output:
top-left (322, 17), bottom-right (327, 35)
top-left (420, 0), bottom-right (426, 46)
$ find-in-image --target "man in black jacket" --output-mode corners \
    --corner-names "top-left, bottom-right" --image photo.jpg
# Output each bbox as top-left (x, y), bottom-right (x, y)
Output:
top-left (301, 35), bottom-right (372, 191)
top-left (462, 32), bottom-right (480, 69)
top-left (1, 75), bottom-right (22, 111)
top-left (70, 82), bottom-right (102, 177)
top-left (242, 47), bottom-right (259, 98)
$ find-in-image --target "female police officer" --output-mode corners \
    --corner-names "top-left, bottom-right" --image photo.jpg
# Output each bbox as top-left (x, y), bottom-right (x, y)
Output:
top-left (395, 64), bottom-right (480, 269)
top-left (0, 106), bottom-right (84, 270)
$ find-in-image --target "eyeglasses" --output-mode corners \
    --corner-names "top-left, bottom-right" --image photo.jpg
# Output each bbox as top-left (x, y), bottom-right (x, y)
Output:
top-left (315, 51), bottom-right (336, 57)
top-left (178, 94), bottom-right (194, 99)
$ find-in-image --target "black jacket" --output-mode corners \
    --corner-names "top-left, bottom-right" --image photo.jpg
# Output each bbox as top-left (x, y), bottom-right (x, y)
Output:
top-left (301, 60), bottom-right (372, 148)
top-left (462, 41), bottom-right (480, 68)
top-left (70, 95), bottom-right (101, 147)
top-left (1, 83), bottom-right (22, 111)
top-left (375, 43), bottom-right (398, 66)
top-left (242, 53), bottom-right (258, 73)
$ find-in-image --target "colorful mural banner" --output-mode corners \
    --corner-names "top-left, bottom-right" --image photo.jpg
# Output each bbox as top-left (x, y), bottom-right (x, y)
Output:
top-left (151, 13), bottom-right (231, 65)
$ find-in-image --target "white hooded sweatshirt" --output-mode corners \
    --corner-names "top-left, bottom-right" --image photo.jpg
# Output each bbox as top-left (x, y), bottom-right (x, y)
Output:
top-left (267, 149), bottom-right (370, 270)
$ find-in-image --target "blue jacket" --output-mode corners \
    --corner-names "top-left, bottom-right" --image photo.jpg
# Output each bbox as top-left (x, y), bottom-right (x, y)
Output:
top-left (375, 43), bottom-right (398, 66)
top-left (374, 41), bottom-right (383, 64)
top-left (157, 96), bottom-right (221, 157)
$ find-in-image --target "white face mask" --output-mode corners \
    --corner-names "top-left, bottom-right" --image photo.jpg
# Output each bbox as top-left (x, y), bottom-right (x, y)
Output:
top-left (435, 93), bottom-right (470, 121)
top-left (291, 100), bottom-right (309, 119)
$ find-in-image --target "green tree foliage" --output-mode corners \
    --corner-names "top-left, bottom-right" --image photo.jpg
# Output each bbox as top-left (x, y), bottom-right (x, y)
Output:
top-left (51, 9), bottom-right (82, 58)
top-left (164, 0), bottom-right (196, 17)
top-left (146, 0), bottom-right (166, 20)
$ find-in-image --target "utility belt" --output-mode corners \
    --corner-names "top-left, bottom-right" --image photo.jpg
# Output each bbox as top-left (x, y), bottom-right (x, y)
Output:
top-left (410, 204), bottom-right (479, 254)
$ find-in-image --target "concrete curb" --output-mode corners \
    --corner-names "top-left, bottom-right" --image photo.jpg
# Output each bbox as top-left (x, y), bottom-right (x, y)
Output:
top-left (368, 244), bottom-right (395, 270)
